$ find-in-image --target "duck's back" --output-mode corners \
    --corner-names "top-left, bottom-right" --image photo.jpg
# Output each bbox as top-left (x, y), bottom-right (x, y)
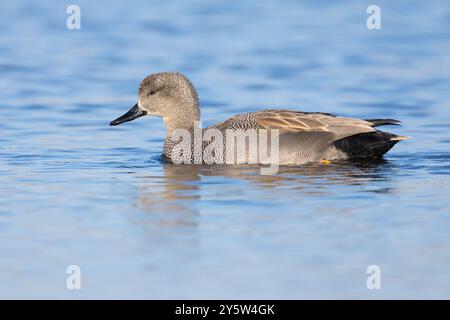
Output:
top-left (205, 109), bottom-right (405, 164)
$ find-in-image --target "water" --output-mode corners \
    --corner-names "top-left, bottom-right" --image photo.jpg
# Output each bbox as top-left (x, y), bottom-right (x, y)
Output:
top-left (1, 0), bottom-right (450, 299)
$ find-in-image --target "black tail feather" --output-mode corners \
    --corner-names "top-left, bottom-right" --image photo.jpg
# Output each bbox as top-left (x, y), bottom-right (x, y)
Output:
top-left (334, 131), bottom-right (402, 159)
top-left (365, 119), bottom-right (401, 127)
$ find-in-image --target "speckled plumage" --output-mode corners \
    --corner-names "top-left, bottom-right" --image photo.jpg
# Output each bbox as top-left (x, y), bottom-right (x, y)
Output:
top-left (111, 72), bottom-right (407, 165)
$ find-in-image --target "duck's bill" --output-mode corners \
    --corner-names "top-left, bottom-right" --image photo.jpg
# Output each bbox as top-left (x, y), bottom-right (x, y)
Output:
top-left (110, 103), bottom-right (147, 126)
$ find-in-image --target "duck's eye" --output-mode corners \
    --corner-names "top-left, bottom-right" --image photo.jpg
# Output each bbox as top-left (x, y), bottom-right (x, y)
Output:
top-left (148, 90), bottom-right (156, 96)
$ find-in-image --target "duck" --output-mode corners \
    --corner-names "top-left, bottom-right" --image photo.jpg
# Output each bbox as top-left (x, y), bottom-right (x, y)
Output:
top-left (110, 72), bottom-right (407, 166)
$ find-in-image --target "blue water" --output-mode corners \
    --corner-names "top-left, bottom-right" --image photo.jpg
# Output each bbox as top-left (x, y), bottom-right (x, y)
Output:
top-left (1, 0), bottom-right (450, 299)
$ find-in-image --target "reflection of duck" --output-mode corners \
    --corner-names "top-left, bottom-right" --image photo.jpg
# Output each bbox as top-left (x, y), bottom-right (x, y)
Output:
top-left (129, 158), bottom-right (394, 242)
top-left (136, 159), bottom-right (394, 213)
top-left (111, 72), bottom-right (408, 165)
top-left (137, 164), bottom-right (200, 219)
top-left (160, 159), bottom-right (394, 188)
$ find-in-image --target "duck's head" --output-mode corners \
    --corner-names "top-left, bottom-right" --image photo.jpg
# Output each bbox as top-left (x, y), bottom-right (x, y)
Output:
top-left (110, 72), bottom-right (200, 127)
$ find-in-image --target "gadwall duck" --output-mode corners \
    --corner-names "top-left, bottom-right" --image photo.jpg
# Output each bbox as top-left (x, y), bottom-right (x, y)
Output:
top-left (110, 72), bottom-right (407, 165)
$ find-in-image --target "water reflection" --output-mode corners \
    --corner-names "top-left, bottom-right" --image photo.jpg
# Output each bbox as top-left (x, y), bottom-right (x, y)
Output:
top-left (135, 159), bottom-right (396, 219)
top-left (135, 165), bottom-right (201, 229)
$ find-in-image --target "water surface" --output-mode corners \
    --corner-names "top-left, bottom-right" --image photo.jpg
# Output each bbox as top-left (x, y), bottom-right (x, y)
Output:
top-left (1, 0), bottom-right (450, 298)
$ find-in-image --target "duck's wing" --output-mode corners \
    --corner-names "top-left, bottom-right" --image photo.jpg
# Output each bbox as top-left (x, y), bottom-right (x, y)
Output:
top-left (253, 109), bottom-right (378, 140)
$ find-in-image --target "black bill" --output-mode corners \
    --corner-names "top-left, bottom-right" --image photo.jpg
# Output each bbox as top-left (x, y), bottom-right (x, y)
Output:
top-left (110, 103), bottom-right (147, 126)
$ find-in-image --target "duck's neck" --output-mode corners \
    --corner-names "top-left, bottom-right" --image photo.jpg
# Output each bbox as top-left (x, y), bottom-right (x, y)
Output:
top-left (162, 104), bottom-right (200, 159)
